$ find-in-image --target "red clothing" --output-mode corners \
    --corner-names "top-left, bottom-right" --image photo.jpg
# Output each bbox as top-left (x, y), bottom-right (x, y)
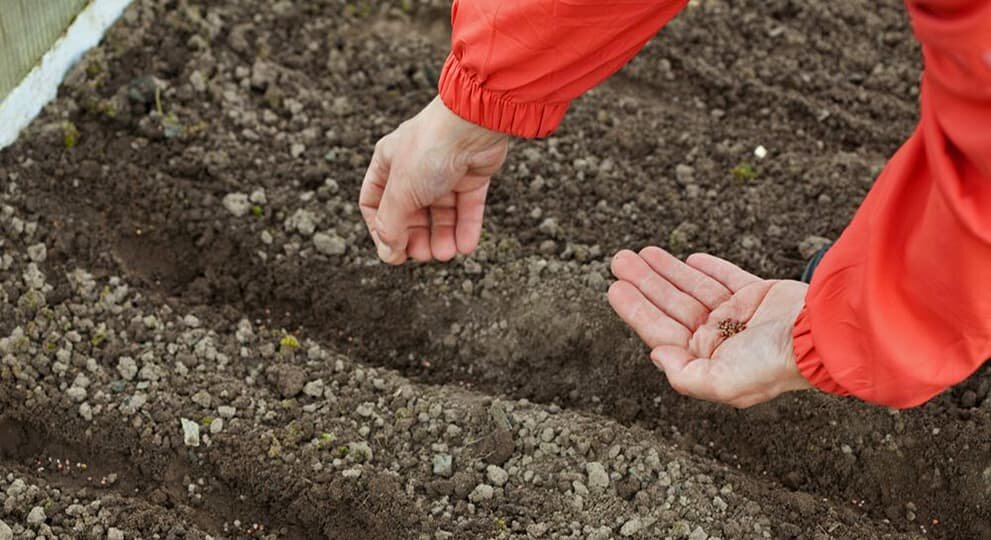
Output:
top-left (438, 0), bottom-right (991, 407)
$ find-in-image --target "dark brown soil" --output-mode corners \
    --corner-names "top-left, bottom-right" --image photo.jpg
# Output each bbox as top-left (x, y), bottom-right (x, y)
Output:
top-left (1, 0), bottom-right (989, 538)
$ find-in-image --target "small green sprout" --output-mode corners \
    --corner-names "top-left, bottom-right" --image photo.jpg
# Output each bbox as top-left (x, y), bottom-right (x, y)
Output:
top-left (251, 205), bottom-right (264, 217)
top-left (731, 161), bottom-right (759, 181)
top-left (317, 433), bottom-right (336, 447)
top-left (161, 113), bottom-right (184, 139)
top-left (280, 334), bottom-right (300, 349)
top-left (63, 122), bottom-right (80, 149)
top-left (343, 1), bottom-right (372, 17)
top-left (154, 86), bottom-right (164, 116)
top-left (268, 436), bottom-right (282, 458)
top-left (98, 100), bottom-right (118, 118)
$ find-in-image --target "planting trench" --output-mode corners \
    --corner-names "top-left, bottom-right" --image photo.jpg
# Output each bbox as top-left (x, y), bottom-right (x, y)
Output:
top-left (1, 0), bottom-right (989, 538)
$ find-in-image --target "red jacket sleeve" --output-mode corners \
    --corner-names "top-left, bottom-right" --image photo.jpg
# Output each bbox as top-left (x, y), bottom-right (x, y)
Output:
top-left (794, 0), bottom-right (991, 408)
top-left (438, 0), bottom-right (688, 138)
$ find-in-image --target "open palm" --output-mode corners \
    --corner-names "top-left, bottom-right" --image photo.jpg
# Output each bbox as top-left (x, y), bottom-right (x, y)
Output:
top-left (608, 247), bottom-right (812, 408)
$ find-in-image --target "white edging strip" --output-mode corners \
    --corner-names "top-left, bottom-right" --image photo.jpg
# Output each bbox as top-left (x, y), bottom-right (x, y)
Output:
top-left (0, 0), bottom-right (133, 149)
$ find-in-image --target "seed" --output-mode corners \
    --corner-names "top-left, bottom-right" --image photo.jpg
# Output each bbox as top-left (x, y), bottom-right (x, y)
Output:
top-left (718, 319), bottom-right (746, 338)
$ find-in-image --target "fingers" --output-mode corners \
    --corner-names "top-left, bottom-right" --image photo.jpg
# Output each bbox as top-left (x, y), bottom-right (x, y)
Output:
top-left (361, 137), bottom-right (489, 264)
top-left (373, 177), bottom-right (418, 264)
top-left (638, 247), bottom-right (732, 310)
top-left (455, 180), bottom-right (489, 255)
top-left (361, 137), bottom-right (412, 265)
top-left (607, 281), bottom-right (692, 348)
top-left (429, 194), bottom-right (458, 262)
top-left (408, 227), bottom-right (432, 262)
top-left (359, 146), bottom-right (388, 246)
top-left (685, 253), bottom-right (760, 293)
top-left (610, 250), bottom-right (709, 330)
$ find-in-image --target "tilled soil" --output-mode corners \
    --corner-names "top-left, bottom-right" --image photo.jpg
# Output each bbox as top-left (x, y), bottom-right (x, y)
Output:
top-left (1, 0), bottom-right (989, 538)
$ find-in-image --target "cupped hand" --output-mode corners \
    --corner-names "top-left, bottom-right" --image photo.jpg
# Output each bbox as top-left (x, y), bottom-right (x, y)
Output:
top-left (359, 97), bottom-right (509, 265)
top-left (608, 247), bottom-right (812, 408)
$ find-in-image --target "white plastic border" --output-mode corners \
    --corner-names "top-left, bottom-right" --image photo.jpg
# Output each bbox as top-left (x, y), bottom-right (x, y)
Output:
top-left (0, 0), bottom-right (133, 149)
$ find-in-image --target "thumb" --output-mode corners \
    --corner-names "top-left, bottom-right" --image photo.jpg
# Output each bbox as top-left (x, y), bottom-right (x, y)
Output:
top-left (373, 176), bottom-right (416, 264)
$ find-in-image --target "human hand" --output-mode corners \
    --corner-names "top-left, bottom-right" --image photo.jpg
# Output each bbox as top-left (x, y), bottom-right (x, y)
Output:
top-left (608, 247), bottom-right (812, 408)
top-left (359, 97), bottom-right (509, 265)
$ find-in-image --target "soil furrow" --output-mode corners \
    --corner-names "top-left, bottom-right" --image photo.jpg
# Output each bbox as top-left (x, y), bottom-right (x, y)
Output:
top-left (1, 0), bottom-right (987, 538)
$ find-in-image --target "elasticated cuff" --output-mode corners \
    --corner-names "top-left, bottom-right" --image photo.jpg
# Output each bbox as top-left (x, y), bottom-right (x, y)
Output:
top-left (793, 307), bottom-right (851, 396)
top-left (438, 53), bottom-right (569, 139)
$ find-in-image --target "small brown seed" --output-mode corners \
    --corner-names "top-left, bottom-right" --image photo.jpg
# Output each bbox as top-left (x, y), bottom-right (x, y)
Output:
top-left (718, 319), bottom-right (747, 338)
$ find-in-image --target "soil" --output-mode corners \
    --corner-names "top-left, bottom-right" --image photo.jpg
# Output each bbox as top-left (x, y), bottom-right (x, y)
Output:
top-left (1, 0), bottom-right (989, 538)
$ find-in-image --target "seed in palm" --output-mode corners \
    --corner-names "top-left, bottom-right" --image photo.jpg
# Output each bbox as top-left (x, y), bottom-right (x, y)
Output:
top-left (718, 319), bottom-right (747, 338)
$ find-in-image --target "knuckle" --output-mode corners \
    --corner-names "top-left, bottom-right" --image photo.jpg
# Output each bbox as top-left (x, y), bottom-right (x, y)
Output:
top-left (404, 179), bottom-right (432, 209)
top-left (373, 218), bottom-right (395, 242)
top-left (374, 135), bottom-right (389, 154)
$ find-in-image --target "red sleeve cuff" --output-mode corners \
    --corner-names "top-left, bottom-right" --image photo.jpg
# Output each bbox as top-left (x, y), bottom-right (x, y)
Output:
top-left (793, 307), bottom-right (851, 396)
top-left (437, 53), bottom-right (570, 139)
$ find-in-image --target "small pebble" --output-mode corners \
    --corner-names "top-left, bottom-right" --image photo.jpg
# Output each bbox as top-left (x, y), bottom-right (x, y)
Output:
top-left (620, 517), bottom-right (642, 537)
top-left (223, 193), bottom-right (251, 217)
top-left (313, 232), bottom-right (347, 255)
top-left (303, 379), bottom-right (325, 398)
top-left (587, 526), bottom-right (612, 540)
top-left (27, 243), bottom-right (46, 262)
top-left (191, 390), bottom-right (213, 408)
top-left (689, 526), bottom-right (709, 540)
top-left (26, 506), bottom-right (46, 526)
top-left (468, 484), bottom-right (494, 502)
top-left (181, 418), bottom-right (201, 447)
top-left (117, 357), bottom-right (138, 381)
top-left (486, 465), bottom-right (509, 486)
top-left (433, 454), bottom-right (453, 478)
top-left (586, 462), bottom-right (609, 489)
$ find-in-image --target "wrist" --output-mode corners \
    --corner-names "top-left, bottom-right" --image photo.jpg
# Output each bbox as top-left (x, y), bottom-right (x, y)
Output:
top-left (782, 316), bottom-right (814, 394)
top-left (428, 96), bottom-right (509, 151)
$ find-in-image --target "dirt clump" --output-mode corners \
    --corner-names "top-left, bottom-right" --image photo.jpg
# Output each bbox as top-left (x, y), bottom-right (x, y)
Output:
top-left (1, 0), bottom-right (989, 538)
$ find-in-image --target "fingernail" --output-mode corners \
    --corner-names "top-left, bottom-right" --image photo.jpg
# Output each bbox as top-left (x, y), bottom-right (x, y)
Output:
top-left (377, 242), bottom-right (393, 262)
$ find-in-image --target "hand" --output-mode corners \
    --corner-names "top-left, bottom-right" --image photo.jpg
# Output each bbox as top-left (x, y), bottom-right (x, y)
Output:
top-left (608, 247), bottom-right (813, 408)
top-left (359, 97), bottom-right (509, 265)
